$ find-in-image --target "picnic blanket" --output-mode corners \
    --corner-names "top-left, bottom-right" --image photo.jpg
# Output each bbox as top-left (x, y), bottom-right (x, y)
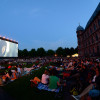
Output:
top-left (37, 83), bottom-right (60, 93)
top-left (24, 68), bottom-right (34, 72)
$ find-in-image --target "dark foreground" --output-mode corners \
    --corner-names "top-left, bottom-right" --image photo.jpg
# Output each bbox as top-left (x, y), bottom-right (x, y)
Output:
top-left (0, 87), bottom-right (15, 100)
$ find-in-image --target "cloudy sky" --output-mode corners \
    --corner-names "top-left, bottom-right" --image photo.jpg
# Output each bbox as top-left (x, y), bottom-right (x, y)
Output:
top-left (0, 0), bottom-right (99, 50)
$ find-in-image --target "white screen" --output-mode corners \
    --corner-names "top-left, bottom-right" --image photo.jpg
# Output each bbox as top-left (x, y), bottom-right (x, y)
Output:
top-left (0, 39), bottom-right (18, 57)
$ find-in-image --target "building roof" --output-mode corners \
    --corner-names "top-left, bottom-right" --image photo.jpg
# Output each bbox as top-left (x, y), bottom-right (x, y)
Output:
top-left (76, 25), bottom-right (84, 31)
top-left (85, 2), bottom-right (100, 29)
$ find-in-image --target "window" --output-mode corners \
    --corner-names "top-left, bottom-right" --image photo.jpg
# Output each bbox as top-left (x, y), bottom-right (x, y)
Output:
top-left (90, 28), bottom-right (92, 34)
top-left (82, 35), bottom-right (84, 40)
top-left (84, 34), bottom-right (85, 38)
top-left (98, 19), bottom-right (100, 26)
top-left (93, 48), bottom-right (95, 54)
top-left (94, 24), bottom-right (96, 31)
top-left (95, 34), bottom-right (98, 41)
top-left (78, 45), bottom-right (81, 49)
top-left (85, 34), bottom-right (87, 38)
top-left (92, 37), bottom-right (94, 43)
top-left (88, 40), bottom-right (90, 45)
top-left (86, 42), bottom-right (87, 47)
top-left (78, 38), bottom-right (80, 42)
top-left (89, 48), bottom-right (91, 53)
top-left (87, 32), bottom-right (89, 37)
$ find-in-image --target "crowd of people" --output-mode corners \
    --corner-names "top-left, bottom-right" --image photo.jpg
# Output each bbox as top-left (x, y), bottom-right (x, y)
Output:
top-left (0, 57), bottom-right (100, 100)
top-left (1, 65), bottom-right (24, 84)
top-left (0, 63), bottom-right (41, 85)
top-left (32, 57), bottom-right (100, 100)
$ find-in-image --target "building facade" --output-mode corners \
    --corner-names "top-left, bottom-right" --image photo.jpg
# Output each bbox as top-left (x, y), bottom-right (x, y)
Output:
top-left (76, 3), bottom-right (100, 57)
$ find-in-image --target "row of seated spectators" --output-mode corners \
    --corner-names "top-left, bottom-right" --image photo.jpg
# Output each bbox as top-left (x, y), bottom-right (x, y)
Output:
top-left (0, 64), bottom-right (41, 85)
top-left (32, 58), bottom-right (100, 100)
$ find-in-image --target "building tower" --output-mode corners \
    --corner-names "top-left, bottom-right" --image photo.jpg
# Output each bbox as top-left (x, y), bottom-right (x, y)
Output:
top-left (76, 25), bottom-right (84, 57)
top-left (76, 3), bottom-right (100, 58)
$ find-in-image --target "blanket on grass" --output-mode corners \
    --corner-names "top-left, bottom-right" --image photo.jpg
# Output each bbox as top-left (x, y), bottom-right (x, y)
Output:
top-left (37, 83), bottom-right (60, 93)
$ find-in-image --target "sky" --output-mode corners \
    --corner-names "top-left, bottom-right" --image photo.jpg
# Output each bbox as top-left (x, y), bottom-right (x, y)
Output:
top-left (0, 0), bottom-right (100, 51)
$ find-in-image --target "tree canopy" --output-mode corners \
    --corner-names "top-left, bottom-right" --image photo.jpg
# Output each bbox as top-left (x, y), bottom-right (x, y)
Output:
top-left (18, 46), bottom-right (78, 58)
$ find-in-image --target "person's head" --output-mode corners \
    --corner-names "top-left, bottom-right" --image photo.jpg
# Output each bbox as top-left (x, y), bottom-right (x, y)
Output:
top-left (44, 70), bottom-right (49, 75)
top-left (51, 69), bottom-right (57, 76)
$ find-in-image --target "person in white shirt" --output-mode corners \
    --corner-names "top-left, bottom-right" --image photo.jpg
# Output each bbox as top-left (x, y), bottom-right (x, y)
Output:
top-left (41, 70), bottom-right (49, 85)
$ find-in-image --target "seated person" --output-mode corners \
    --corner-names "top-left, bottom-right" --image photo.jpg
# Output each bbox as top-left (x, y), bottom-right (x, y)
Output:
top-left (11, 68), bottom-right (18, 80)
top-left (88, 72), bottom-right (100, 98)
top-left (2, 75), bottom-right (7, 83)
top-left (72, 67), bottom-right (100, 100)
top-left (48, 70), bottom-right (60, 89)
top-left (41, 70), bottom-right (49, 85)
top-left (2, 71), bottom-right (10, 84)
top-left (8, 69), bottom-right (12, 79)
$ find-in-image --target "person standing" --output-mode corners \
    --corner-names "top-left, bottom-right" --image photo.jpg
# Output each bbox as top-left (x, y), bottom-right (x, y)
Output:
top-left (17, 66), bottom-right (21, 77)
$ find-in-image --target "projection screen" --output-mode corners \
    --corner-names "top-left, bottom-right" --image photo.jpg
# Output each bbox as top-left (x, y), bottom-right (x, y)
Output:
top-left (0, 38), bottom-right (18, 57)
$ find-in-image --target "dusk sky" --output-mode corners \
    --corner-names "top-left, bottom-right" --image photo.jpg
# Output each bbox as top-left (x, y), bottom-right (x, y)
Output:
top-left (0, 0), bottom-right (100, 51)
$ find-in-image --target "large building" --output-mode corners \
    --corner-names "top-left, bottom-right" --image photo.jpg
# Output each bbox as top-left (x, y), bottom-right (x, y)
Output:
top-left (76, 3), bottom-right (100, 58)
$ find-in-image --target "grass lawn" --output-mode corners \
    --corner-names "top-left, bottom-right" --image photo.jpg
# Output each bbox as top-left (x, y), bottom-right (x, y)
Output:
top-left (3, 66), bottom-right (62, 100)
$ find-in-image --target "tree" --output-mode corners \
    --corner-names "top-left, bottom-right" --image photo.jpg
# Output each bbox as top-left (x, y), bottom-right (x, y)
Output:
top-left (18, 46), bottom-right (78, 58)
top-left (63, 48), bottom-right (68, 57)
top-left (47, 49), bottom-right (55, 56)
top-left (36, 47), bottom-right (46, 57)
top-left (22, 49), bottom-right (29, 57)
top-left (69, 47), bottom-right (75, 55)
top-left (29, 49), bottom-right (36, 58)
top-left (75, 46), bottom-right (78, 53)
top-left (56, 47), bottom-right (64, 57)
top-left (66, 48), bottom-right (70, 56)
top-left (18, 49), bottom-right (23, 57)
